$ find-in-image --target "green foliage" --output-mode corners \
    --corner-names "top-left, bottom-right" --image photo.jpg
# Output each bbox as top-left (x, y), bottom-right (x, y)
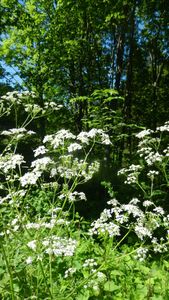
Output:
top-left (117, 124), bottom-right (169, 207)
top-left (0, 0), bottom-right (169, 298)
top-left (1, 0), bottom-right (169, 137)
top-left (83, 89), bottom-right (123, 130)
top-left (0, 90), bottom-right (169, 299)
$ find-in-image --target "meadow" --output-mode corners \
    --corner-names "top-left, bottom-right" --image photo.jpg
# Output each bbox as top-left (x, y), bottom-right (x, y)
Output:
top-left (0, 91), bottom-right (169, 299)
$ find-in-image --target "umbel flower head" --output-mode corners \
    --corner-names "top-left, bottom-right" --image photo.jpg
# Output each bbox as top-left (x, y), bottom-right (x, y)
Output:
top-left (0, 154), bottom-right (25, 173)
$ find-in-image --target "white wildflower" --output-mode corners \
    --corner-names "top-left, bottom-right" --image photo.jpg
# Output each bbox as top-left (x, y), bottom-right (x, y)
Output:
top-left (145, 152), bottom-right (163, 165)
top-left (135, 247), bottom-right (148, 261)
top-left (115, 213), bottom-right (129, 224)
top-left (0, 154), bottom-right (25, 173)
top-left (147, 170), bottom-right (159, 178)
top-left (156, 122), bottom-right (169, 132)
top-left (25, 222), bottom-right (41, 230)
top-left (43, 236), bottom-right (77, 257)
top-left (163, 146), bottom-right (169, 157)
top-left (124, 173), bottom-right (138, 184)
top-left (26, 256), bottom-right (33, 265)
top-left (50, 168), bottom-right (57, 177)
top-left (88, 128), bottom-right (99, 138)
top-left (107, 198), bottom-right (119, 206)
top-left (33, 146), bottom-right (47, 157)
top-left (50, 130), bottom-right (76, 149)
top-left (20, 171), bottom-right (42, 186)
top-left (129, 164), bottom-right (142, 172)
top-left (117, 168), bottom-right (127, 176)
top-left (143, 200), bottom-right (154, 207)
top-left (31, 157), bottom-right (52, 170)
top-left (43, 134), bottom-right (53, 143)
top-left (69, 191), bottom-right (87, 202)
top-left (135, 224), bottom-right (152, 240)
top-left (83, 258), bottom-right (97, 268)
top-left (100, 133), bottom-right (111, 145)
top-left (1, 128), bottom-right (26, 136)
top-left (11, 218), bottom-right (18, 226)
top-left (68, 143), bottom-right (82, 152)
top-left (152, 238), bottom-right (168, 253)
top-left (153, 207), bottom-right (165, 215)
top-left (122, 204), bottom-right (143, 218)
top-left (90, 219), bottom-right (120, 237)
top-left (77, 131), bottom-right (89, 144)
top-left (97, 272), bottom-right (106, 281)
top-left (137, 146), bottom-right (153, 157)
top-left (64, 268), bottom-right (76, 278)
top-left (100, 208), bottom-right (112, 221)
top-left (129, 198), bottom-right (140, 205)
top-left (27, 240), bottom-right (37, 251)
top-left (44, 101), bottom-right (62, 111)
top-left (135, 129), bottom-right (153, 139)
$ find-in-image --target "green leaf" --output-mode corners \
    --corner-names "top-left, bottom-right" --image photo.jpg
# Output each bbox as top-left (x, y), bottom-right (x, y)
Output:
top-left (110, 270), bottom-right (124, 276)
top-left (104, 281), bottom-right (120, 292)
top-left (76, 290), bottom-right (90, 300)
top-left (140, 265), bottom-right (150, 275)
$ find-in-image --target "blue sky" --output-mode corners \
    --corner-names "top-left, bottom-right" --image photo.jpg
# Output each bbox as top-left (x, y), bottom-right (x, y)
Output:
top-left (0, 61), bottom-right (23, 88)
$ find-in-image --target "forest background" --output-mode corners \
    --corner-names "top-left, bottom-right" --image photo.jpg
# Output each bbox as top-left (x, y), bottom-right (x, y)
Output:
top-left (0, 1), bottom-right (169, 299)
top-left (0, 0), bottom-right (169, 215)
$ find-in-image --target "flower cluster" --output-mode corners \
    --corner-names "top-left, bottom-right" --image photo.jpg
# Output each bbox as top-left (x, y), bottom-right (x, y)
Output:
top-left (1, 127), bottom-right (35, 138)
top-left (25, 236), bottom-right (77, 264)
top-left (83, 258), bottom-right (98, 268)
top-left (20, 170), bottom-right (42, 186)
top-left (83, 270), bottom-right (107, 294)
top-left (89, 197), bottom-right (169, 256)
top-left (163, 146), bottom-right (169, 157)
top-left (0, 91), bottom-right (36, 105)
top-left (135, 247), bottom-right (149, 261)
top-left (42, 236), bottom-right (77, 256)
top-left (44, 101), bottom-right (62, 111)
top-left (68, 143), bottom-right (82, 152)
top-left (64, 267), bottom-right (77, 278)
top-left (43, 128), bottom-right (111, 150)
top-left (17, 128), bottom-right (108, 190)
top-left (136, 125), bottom-right (168, 167)
top-left (59, 191), bottom-right (87, 202)
top-left (135, 129), bottom-right (153, 139)
top-left (43, 129), bottom-right (76, 148)
top-left (33, 146), bottom-right (47, 157)
top-left (10, 209), bottom-right (70, 233)
top-left (0, 125), bottom-right (110, 220)
top-left (147, 170), bottom-right (159, 178)
top-left (77, 128), bottom-right (111, 145)
top-left (118, 164), bottom-right (142, 184)
top-left (0, 91), bottom-right (62, 122)
top-left (0, 153), bottom-right (25, 174)
top-left (118, 123), bottom-right (169, 199)
top-left (156, 121), bottom-right (169, 132)
top-left (0, 91), bottom-right (36, 117)
top-left (0, 189), bottom-right (26, 207)
top-left (31, 157), bottom-right (52, 171)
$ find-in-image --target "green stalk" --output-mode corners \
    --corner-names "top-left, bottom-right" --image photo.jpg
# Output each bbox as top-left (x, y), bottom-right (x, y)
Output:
top-left (38, 260), bottom-right (53, 299)
top-left (1, 242), bottom-right (15, 300)
top-left (112, 229), bottom-right (131, 252)
top-left (162, 165), bottom-right (169, 185)
top-left (137, 182), bottom-right (146, 195)
top-left (150, 178), bottom-right (154, 198)
top-left (49, 255), bottom-right (53, 296)
top-left (65, 228), bottom-right (133, 299)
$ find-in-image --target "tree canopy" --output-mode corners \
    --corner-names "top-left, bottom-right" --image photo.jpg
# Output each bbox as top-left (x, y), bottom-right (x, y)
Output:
top-left (0, 0), bottom-right (169, 161)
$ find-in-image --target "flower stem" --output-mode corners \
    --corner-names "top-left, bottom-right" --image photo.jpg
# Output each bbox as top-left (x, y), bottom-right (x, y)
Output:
top-left (1, 242), bottom-right (15, 300)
